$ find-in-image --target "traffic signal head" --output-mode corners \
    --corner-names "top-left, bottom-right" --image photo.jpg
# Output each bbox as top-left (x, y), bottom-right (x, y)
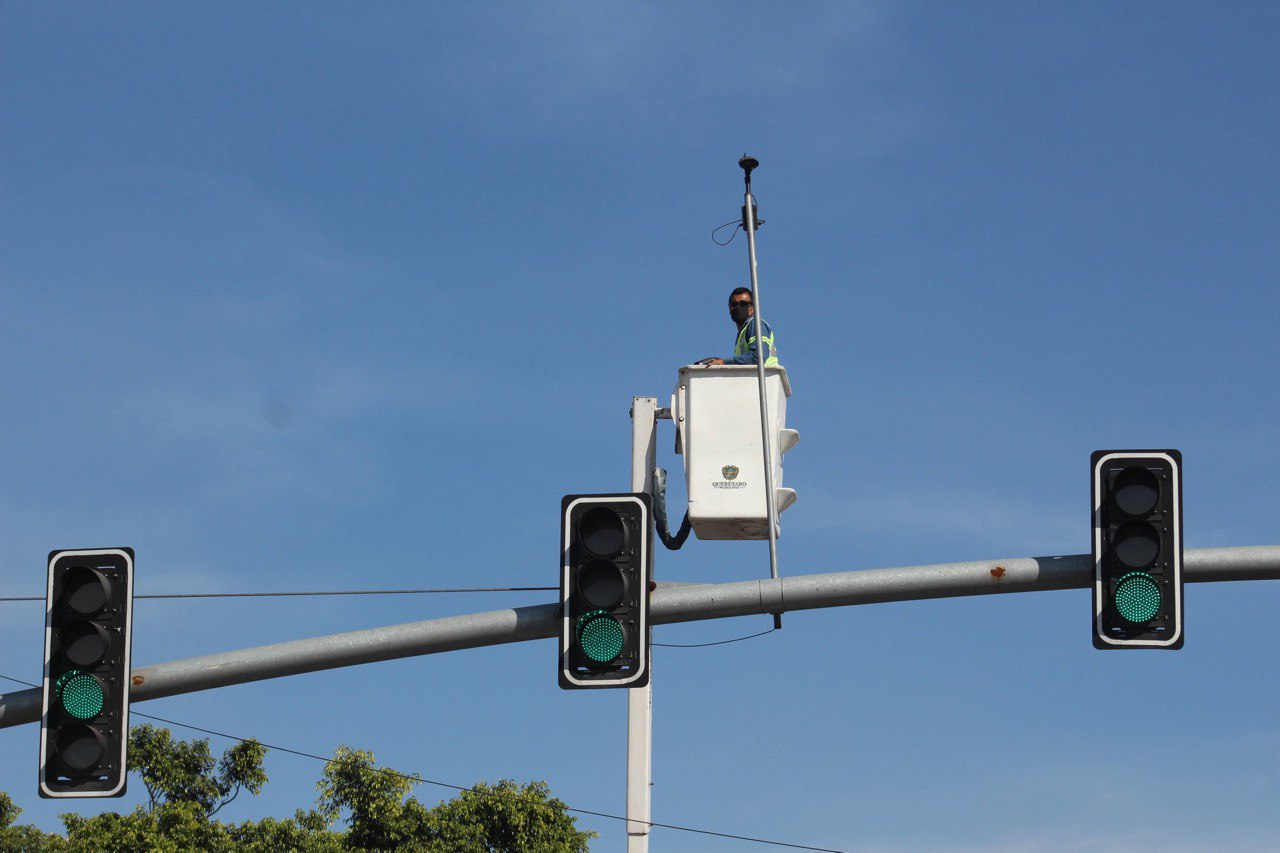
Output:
top-left (40, 548), bottom-right (134, 797)
top-left (1092, 452), bottom-right (1183, 650)
top-left (560, 494), bottom-right (651, 689)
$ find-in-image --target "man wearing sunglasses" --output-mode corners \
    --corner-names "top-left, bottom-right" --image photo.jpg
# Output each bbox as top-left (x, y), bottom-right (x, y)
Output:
top-left (702, 287), bottom-right (779, 366)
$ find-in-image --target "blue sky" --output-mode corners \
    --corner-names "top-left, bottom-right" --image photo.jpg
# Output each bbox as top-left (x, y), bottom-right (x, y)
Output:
top-left (2, 2), bottom-right (1277, 850)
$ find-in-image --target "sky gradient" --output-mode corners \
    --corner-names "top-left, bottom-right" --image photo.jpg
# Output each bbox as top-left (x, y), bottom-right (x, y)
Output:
top-left (2, 3), bottom-right (1278, 850)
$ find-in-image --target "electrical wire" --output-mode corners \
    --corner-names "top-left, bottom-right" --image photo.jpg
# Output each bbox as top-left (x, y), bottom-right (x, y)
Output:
top-left (0, 586), bottom-right (557, 603)
top-left (0, 587), bottom-right (778, 649)
top-left (2, 590), bottom-right (779, 650)
top-left (651, 466), bottom-right (692, 550)
top-left (712, 218), bottom-right (742, 245)
top-left (653, 626), bottom-right (777, 648)
top-left (0, 671), bottom-right (843, 851)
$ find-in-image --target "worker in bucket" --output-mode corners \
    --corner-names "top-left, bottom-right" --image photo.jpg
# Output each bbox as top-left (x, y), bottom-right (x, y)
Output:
top-left (702, 287), bottom-right (778, 366)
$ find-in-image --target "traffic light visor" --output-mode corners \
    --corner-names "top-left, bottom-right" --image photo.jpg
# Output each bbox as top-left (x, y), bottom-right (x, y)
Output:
top-left (56, 725), bottom-right (107, 772)
top-left (1111, 466), bottom-right (1160, 516)
top-left (577, 559), bottom-right (625, 609)
top-left (1112, 521), bottom-right (1160, 569)
top-left (62, 621), bottom-right (110, 668)
top-left (579, 507), bottom-right (626, 557)
top-left (62, 567), bottom-right (111, 616)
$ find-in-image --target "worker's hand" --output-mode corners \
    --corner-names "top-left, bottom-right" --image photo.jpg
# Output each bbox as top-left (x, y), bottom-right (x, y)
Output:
top-left (706, 358), bottom-right (725, 366)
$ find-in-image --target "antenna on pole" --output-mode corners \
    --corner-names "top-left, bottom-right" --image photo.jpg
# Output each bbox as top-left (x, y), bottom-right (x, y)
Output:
top-left (738, 154), bottom-right (783, 630)
top-left (738, 154), bottom-right (763, 232)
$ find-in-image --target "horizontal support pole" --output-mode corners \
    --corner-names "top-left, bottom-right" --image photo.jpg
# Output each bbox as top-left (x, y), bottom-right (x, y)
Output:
top-left (3, 546), bottom-right (1276, 729)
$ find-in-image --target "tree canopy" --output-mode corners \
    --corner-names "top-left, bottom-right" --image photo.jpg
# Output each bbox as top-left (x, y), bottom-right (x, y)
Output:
top-left (2, 724), bottom-right (595, 851)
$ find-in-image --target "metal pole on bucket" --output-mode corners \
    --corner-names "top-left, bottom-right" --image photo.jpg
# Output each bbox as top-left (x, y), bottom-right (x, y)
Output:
top-left (739, 154), bottom-right (783, 629)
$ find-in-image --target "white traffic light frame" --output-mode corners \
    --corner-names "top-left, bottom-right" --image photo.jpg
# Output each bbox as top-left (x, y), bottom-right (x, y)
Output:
top-left (1092, 451), bottom-right (1183, 649)
top-left (40, 548), bottom-right (134, 798)
top-left (560, 494), bottom-right (651, 689)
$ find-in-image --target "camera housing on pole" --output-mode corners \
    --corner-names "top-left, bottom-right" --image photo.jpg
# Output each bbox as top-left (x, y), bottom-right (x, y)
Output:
top-left (40, 548), bottom-right (134, 797)
top-left (1091, 451), bottom-right (1183, 650)
top-left (560, 494), bottom-right (651, 689)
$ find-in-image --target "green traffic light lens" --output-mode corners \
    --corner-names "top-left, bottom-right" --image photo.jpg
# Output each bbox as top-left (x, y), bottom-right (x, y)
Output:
top-left (56, 671), bottom-right (105, 720)
top-left (1114, 572), bottom-right (1162, 624)
top-left (576, 610), bottom-right (625, 663)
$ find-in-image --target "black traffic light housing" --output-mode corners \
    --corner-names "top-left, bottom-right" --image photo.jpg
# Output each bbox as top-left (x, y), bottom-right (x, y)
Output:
top-left (560, 494), bottom-right (651, 689)
top-left (40, 548), bottom-right (134, 797)
top-left (1092, 451), bottom-right (1183, 650)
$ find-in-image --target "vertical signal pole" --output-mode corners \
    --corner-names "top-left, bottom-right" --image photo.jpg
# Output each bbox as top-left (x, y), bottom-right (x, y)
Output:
top-left (627, 397), bottom-right (657, 852)
top-left (740, 155), bottom-right (783, 630)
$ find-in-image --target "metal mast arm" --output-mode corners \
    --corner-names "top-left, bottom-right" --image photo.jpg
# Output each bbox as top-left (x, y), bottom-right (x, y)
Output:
top-left (3, 546), bottom-right (1276, 728)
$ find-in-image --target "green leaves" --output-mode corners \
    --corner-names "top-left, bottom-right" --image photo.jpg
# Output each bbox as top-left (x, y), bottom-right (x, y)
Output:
top-left (315, 746), bottom-right (418, 849)
top-left (420, 779), bottom-right (595, 852)
top-left (3, 726), bottom-right (595, 851)
top-left (130, 723), bottom-right (266, 817)
top-left (313, 748), bottom-right (597, 850)
top-left (0, 791), bottom-right (18, 830)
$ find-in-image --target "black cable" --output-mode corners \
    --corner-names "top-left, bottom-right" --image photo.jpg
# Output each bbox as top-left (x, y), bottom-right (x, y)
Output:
top-left (712, 218), bottom-right (742, 245)
top-left (654, 627), bottom-right (777, 648)
top-left (141, 587), bottom-right (557, 599)
top-left (651, 467), bottom-right (692, 550)
top-left (657, 513), bottom-right (692, 550)
top-left (0, 589), bottom-right (778, 648)
top-left (0, 586), bottom-right (557, 603)
top-left (0, 672), bottom-right (842, 851)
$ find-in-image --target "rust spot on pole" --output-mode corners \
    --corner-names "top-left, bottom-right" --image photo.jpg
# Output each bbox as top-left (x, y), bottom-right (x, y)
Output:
top-left (990, 566), bottom-right (1006, 579)
top-left (131, 675), bottom-right (144, 686)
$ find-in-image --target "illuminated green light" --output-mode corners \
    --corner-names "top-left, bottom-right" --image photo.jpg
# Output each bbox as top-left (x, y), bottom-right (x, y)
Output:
top-left (576, 610), bottom-right (624, 663)
top-left (1114, 572), bottom-right (1161, 624)
top-left (56, 671), bottom-right (104, 720)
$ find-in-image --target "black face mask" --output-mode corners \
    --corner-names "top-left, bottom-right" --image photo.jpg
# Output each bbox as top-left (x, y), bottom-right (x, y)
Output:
top-left (730, 305), bottom-right (752, 324)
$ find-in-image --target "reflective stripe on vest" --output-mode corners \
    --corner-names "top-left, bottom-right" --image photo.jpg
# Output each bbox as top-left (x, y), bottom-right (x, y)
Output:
top-left (735, 320), bottom-right (779, 366)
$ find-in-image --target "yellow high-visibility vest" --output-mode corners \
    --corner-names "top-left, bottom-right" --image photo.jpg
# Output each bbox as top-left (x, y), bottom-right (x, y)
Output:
top-left (734, 319), bottom-right (778, 366)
